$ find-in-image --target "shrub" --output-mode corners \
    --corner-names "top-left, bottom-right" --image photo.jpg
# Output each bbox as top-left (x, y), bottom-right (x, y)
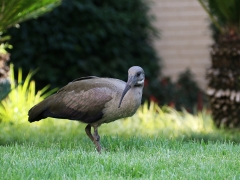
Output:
top-left (7, 0), bottom-right (204, 110)
top-left (144, 69), bottom-right (206, 112)
top-left (7, 0), bottom-right (161, 92)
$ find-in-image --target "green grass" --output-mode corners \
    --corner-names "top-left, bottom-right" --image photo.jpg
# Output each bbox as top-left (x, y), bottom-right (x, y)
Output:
top-left (1, 102), bottom-right (240, 179)
top-left (0, 137), bottom-right (240, 180)
top-left (0, 110), bottom-right (240, 180)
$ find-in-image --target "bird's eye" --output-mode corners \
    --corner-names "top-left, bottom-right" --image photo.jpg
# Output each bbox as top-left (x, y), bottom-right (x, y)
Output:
top-left (136, 72), bottom-right (141, 77)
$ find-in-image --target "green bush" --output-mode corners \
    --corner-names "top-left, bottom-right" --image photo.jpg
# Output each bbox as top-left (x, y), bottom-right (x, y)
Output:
top-left (144, 70), bottom-right (206, 112)
top-left (7, 0), bottom-right (161, 92)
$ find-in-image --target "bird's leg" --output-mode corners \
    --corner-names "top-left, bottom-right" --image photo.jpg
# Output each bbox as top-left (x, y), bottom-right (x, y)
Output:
top-left (93, 126), bottom-right (101, 153)
top-left (85, 124), bottom-right (101, 153)
top-left (85, 124), bottom-right (94, 142)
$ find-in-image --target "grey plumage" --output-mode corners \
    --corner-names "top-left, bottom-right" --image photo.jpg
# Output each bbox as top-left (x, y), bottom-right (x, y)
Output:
top-left (28, 66), bottom-right (145, 152)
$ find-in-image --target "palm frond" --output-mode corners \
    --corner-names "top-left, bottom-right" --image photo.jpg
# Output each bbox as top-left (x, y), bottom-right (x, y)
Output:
top-left (0, 0), bottom-right (61, 31)
top-left (198, 0), bottom-right (240, 34)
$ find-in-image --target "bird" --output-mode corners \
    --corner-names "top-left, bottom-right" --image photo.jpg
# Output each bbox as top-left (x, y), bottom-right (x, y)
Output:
top-left (28, 66), bottom-right (145, 153)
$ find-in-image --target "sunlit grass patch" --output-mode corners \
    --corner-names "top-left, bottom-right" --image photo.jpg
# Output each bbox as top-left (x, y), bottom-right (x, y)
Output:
top-left (100, 102), bottom-right (214, 138)
top-left (0, 100), bottom-right (216, 144)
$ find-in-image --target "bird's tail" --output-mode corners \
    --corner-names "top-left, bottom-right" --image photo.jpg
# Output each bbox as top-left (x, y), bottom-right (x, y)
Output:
top-left (28, 97), bottom-right (51, 123)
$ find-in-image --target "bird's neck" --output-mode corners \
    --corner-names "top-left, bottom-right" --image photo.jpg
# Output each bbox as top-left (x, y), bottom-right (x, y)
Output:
top-left (127, 86), bottom-right (143, 104)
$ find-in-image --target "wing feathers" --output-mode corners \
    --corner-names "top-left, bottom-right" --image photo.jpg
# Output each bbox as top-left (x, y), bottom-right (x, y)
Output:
top-left (28, 81), bottom-right (113, 124)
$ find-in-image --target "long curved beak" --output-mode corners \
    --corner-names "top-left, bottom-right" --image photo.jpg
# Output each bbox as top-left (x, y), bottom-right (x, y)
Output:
top-left (118, 76), bottom-right (136, 108)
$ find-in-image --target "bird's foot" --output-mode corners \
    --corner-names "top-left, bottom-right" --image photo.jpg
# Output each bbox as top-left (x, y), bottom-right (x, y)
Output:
top-left (96, 144), bottom-right (102, 153)
top-left (95, 146), bottom-right (109, 153)
top-left (94, 136), bottom-right (102, 153)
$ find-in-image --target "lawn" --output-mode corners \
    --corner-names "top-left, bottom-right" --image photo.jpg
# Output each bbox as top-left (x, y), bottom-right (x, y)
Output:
top-left (0, 136), bottom-right (240, 180)
top-left (0, 87), bottom-right (240, 180)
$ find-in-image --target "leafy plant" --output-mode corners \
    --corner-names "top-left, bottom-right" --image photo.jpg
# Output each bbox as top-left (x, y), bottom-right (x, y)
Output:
top-left (0, 0), bottom-right (61, 31)
top-left (0, 64), bottom-right (56, 123)
top-left (198, 0), bottom-right (240, 38)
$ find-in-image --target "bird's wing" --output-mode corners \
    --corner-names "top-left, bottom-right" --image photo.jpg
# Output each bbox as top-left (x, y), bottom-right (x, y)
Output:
top-left (28, 77), bottom-right (113, 123)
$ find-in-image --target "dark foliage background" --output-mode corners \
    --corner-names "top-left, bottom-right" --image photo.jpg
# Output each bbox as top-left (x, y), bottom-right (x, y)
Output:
top-left (7, 0), bottom-right (160, 89)
top-left (6, 0), bottom-right (204, 112)
top-left (144, 70), bottom-right (206, 112)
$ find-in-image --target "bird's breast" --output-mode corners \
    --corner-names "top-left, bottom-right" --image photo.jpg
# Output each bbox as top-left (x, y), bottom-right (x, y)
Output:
top-left (97, 87), bottom-right (143, 125)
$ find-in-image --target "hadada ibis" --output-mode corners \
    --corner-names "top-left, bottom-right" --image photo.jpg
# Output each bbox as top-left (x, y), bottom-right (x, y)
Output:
top-left (28, 66), bottom-right (145, 153)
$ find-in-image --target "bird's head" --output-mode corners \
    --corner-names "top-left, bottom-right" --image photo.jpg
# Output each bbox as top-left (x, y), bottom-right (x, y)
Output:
top-left (118, 66), bottom-right (145, 108)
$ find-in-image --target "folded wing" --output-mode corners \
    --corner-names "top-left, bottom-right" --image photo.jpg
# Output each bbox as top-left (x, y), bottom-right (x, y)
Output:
top-left (28, 77), bottom-right (112, 123)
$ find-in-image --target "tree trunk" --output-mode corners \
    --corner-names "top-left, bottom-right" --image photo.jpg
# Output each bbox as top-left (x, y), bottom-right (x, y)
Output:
top-left (207, 36), bottom-right (240, 128)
